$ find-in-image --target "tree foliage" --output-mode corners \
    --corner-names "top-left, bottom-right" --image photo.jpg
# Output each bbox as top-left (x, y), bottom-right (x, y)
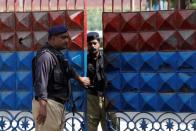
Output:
top-left (87, 9), bottom-right (102, 31)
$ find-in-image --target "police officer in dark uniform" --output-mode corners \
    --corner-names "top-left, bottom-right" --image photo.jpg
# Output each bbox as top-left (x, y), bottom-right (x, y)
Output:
top-left (32, 25), bottom-right (90, 131)
top-left (87, 32), bottom-right (119, 131)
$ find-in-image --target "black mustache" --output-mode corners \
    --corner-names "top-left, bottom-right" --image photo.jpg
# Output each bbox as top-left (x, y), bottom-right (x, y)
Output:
top-left (89, 48), bottom-right (97, 52)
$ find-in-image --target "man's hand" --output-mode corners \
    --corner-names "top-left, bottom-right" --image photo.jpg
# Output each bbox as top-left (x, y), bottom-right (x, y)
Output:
top-left (37, 99), bottom-right (47, 125)
top-left (78, 76), bottom-right (90, 88)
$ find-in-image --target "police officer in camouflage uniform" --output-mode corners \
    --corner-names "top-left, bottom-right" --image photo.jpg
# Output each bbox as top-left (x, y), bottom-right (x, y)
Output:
top-left (87, 32), bottom-right (119, 131)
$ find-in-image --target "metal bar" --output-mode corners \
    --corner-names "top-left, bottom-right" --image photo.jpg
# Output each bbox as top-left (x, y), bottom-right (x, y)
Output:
top-left (150, 0), bottom-right (152, 11)
top-left (83, 0), bottom-right (85, 10)
top-left (177, 0), bottom-right (180, 9)
top-left (32, 0), bottom-right (34, 11)
top-left (167, 0), bottom-right (170, 9)
top-left (14, 0), bottom-right (16, 12)
top-left (180, 0), bottom-right (187, 9)
top-left (6, 0), bottom-right (8, 11)
top-left (57, 0), bottom-right (59, 10)
top-left (121, 0), bottom-right (123, 12)
top-left (83, 0), bottom-right (87, 11)
top-left (84, 0), bottom-right (87, 78)
top-left (66, 0), bottom-right (68, 9)
top-left (40, 0), bottom-right (41, 11)
top-left (65, 0), bottom-right (67, 9)
top-left (31, 0), bottom-right (32, 11)
top-left (74, 0), bottom-right (77, 10)
top-left (130, 0), bottom-right (132, 11)
top-left (188, 0), bottom-right (191, 9)
top-left (23, 0), bottom-right (25, 11)
top-left (112, 0), bottom-right (114, 12)
top-left (48, 0), bottom-right (50, 27)
top-left (31, 0), bottom-right (34, 49)
top-left (49, 0), bottom-right (51, 11)
top-left (158, 0), bottom-right (161, 10)
top-left (140, 0), bottom-right (142, 11)
top-left (84, 0), bottom-right (87, 49)
top-left (103, 0), bottom-right (105, 12)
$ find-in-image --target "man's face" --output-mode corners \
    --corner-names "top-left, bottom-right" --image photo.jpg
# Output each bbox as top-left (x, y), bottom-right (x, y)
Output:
top-left (88, 39), bottom-right (100, 54)
top-left (52, 32), bottom-right (70, 50)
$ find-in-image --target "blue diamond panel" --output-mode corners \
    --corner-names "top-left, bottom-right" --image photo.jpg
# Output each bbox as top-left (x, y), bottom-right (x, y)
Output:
top-left (106, 72), bottom-right (196, 93)
top-left (16, 71), bottom-right (33, 92)
top-left (105, 51), bottom-right (196, 112)
top-left (106, 93), bottom-right (196, 112)
top-left (15, 91), bottom-right (33, 110)
top-left (105, 51), bottom-right (196, 72)
top-left (16, 52), bottom-right (35, 71)
top-left (0, 91), bottom-right (16, 109)
top-left (0, 51), bottom-right (87, 111)
top-left (105, 52), bottom-right (121, 72)
top-left (64, 51), bottom-right (86, 75)
top-left (0, 52), bottom-right (17, 71)
top-left (0, 71), bottom-right (16, 90)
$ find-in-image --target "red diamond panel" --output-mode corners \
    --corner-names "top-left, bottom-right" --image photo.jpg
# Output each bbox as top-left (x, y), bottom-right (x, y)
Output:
top-left (68, 31), bottom-right (83, 50)
top-left (0, 32), bottom-right (15, 51)
top-left (156, 11), bottom-right (176, 30)
top-left (32, 12), bottom-right (49, 31)
top-left (104, 33), bottom-right (124, 52)
top-left (103, 10), bottom-right (196, 52)
top-left (0, 10), bottom-right (85, 51)
top-left (0, 13), bottom-right (15, 32)
top-left (103, 13), bottom-right (125, 32)
top-left (15, 13), bottom-right (32, 31)
top-left (121, 13), bottom-right (141, 32)
top-left (121, 33), bottom-right (139, 51)
top-left (33, 31), bottom-right (48, 50)
top-left (176, 10), bottom-right (196, 30)
top-left (159, 31), bottom-right (180, 50)
top-left (140, 12), bottom-right (156, 31)
top-left (139, 32), bottom-right (163, 51)
top-left (49, 11), bottom-right (65, 26)
top-left (65, 11), bottom-right (84, 29)
top-left (178, 30), bottom-right (196, 50)
top-left (16, 32), bottom-right (33, 51)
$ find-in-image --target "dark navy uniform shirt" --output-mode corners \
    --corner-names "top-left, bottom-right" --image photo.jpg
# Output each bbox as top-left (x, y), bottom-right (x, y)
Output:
top-left (87, 53), bottom-right (105, 94)
top-left (34, 44), bottom-right (78, 100)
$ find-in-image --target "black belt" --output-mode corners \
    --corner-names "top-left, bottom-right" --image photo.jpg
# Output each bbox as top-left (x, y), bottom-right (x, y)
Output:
top-left (35, 96), bottom-right (66, 105)
top-left (49, 97), bottom-right (66, 105)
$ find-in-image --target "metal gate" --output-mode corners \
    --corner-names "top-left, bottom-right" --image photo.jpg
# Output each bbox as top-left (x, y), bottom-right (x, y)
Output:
top-left (0, 0), bottom-right (196, 131)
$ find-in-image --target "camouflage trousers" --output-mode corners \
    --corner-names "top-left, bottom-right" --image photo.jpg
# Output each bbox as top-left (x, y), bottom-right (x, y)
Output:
top-left (86, 93), bottom-right (119, 131)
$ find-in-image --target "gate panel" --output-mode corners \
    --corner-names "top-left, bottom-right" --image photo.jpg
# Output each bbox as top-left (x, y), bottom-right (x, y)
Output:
top-left (103, 9), bottom-right (196, 130)
top-left (0, 0), bottom-right (88, 130)
top-left (103, 10), bottom-right (196, 112)
top-left (0, 11), bottom-right (86, 112)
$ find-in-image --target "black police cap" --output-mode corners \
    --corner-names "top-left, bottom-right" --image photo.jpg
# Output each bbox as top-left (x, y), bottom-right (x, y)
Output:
top-left (48, 25), bottom-right (68, 37)
top-left (87, 32), bottom-right (100, 42)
